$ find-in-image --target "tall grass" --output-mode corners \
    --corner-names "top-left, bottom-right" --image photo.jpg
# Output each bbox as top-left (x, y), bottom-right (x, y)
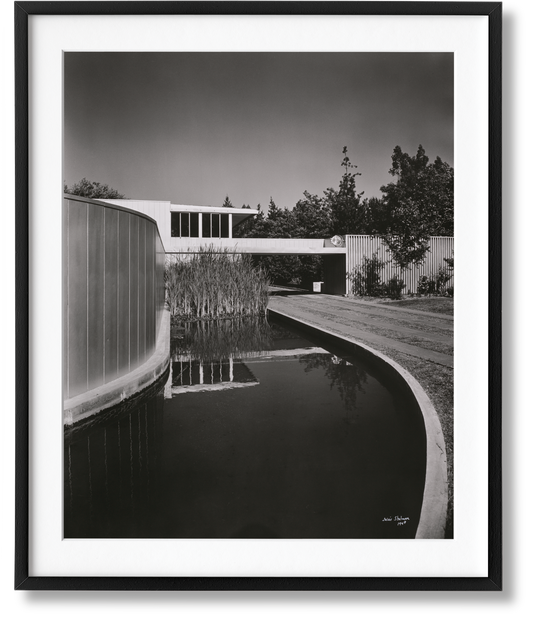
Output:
top-left (165, 246), bottom-right (270, 320)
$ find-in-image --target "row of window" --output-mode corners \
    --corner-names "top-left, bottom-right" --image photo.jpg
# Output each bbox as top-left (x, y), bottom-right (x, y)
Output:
top-left (171, 213), bottom-right (230, 238)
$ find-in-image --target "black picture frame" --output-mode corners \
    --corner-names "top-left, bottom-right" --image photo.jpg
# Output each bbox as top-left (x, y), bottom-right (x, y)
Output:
top-left (15, 1), bottom-right (502, 591)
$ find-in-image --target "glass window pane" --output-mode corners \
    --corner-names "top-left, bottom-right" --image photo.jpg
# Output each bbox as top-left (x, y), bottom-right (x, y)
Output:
top-left (171, 212), bottom-right (180, 237)
top-left (212, 214), bottom-right (220, 237)
top-left (202, 213), bottom-right (211, 238)
top-left (221, 213), bottom-right (229, 238)
top-left (180, 213), bottom-right (190, 237)
top-left (190, 213), bottom-right (199, 237)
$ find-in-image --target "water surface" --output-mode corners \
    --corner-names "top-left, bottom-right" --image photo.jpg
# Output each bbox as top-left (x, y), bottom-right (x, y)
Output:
top-left (65, 317), bottom-right (426, 538)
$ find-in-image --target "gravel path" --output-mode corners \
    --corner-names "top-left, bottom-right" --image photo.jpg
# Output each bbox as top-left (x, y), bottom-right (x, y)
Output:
top-left (269, 294), bottom-right (453, 368)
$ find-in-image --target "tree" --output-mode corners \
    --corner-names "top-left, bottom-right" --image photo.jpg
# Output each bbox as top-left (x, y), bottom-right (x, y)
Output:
top-left (266, 198), bottom-right (295, 238)
top-left (233, 204), bottom-right (271, 238)
top-left (379, 145), bottom-right (454, 269)
top-left (233, 146), bottom-right (368, 285)
top-left (221, 195), bottom-right (234, 208)
top-left (234, 197), bottom-right (322, 285)
top-left (322, 146), bottom-right (366, 235)
top-left (64, 178), bottom-right (125, 199)
top-left (359, 196), bottom-right (388, 236)
top-left (291, 191), bottom-right (331, 239)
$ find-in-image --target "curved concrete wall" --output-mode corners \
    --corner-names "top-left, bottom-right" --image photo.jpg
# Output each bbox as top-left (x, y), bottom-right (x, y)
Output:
top-left (63, 196), bottom-right (166, 400)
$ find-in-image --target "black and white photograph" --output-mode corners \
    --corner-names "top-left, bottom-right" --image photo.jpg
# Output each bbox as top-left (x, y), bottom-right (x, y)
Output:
top-left (9, 0), bottom-right (510, 598)
top-left (63, 51), bottom-right (454, 541)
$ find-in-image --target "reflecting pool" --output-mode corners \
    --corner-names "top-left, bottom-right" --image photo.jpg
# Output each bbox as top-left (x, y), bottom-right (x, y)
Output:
top-left (64, 317), bottom-right (426, 538)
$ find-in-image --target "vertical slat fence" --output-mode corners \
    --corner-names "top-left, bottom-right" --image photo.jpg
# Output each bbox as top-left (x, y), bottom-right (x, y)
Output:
top-left (345, 235), bottom-right (454, 295)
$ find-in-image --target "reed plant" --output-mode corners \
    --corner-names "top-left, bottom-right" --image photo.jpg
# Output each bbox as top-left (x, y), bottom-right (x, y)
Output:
top-left (165, 246), bottom-right (270, 320)
top-left (171, 317), bottom-right (272, 361)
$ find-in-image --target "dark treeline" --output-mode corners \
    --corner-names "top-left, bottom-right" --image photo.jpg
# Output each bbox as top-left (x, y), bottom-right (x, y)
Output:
top-left (233, 146), bottom-right (453, 286)
top-left (64, 177), bottom-right (126, 199)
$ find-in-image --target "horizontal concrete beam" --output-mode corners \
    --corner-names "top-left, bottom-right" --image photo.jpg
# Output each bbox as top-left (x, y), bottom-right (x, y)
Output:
top-left (165, 238), bottom-right (347, 255)
top-left (170, 204), bottom-right (260, 215)
top-left (171, 346), bottom-right (329, 363)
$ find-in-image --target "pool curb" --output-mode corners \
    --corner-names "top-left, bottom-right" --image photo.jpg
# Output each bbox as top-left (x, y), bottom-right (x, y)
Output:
top-left (63, 310), bottom-right (171, 427)
top-left (268, 307), bottom-right (449, 539)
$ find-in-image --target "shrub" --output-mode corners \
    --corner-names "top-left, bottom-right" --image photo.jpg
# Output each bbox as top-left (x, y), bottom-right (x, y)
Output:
top-left (434, 266), bottom-right (452, 294)
top-left (165, 246), bottom-right (270, 320)
top-left (443, 255), bottom-right (454, 270)
top-left (418, 275), bottom-right (438, 295)
top-left (383, 276), bottom-right (405, 299)
top-left (347, 252), bottom-right (387, 296)
top-left (417, 264), bottom-right (453, 296)
top-left (446, 286), bottom-right (454, 297)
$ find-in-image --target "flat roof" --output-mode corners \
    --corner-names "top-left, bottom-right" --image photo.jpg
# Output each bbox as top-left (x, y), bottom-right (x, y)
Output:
top-left (171, 203), bottom-right (260, 215)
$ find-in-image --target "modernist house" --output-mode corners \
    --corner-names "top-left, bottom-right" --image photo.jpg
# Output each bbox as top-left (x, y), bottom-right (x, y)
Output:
top-left (63, 192), bottom-right (453, 429)
top-left (102, 199), bottom-right (260, 252)
top-left (100, 198), bottom-right (349, 293)
top-left (100, 198), bottom-right (453, 296)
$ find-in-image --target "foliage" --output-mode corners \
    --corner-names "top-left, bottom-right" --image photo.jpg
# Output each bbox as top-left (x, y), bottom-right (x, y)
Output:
top-left (234, 145), bottom-right (453, 284)
top-left (434, 266), bottom-right (453, 294)
top-left (165, 246), bottom-right (270, 320)
top-left (233, 147), bottom-right (366, 286)
top-left (322, 146), bottom-right (366, 235)
top-left (416, 264), bottom-right (452, 296)
top-left (383, 276), bottom-right (405, 300)
top-left (171, 317), bottom-right (272, 361)
top-left (291, 191), bottom-right (331, 238)
top-left (416, 275), bottom-right (432, 295)
top-left (254, 255), bottom-right (303, 286)
top-left (299, 353), bottom-right (367, 417)
top-left (235, 206), bottom-right (267, 237)
top-left (379, 145), bottom-right (453, 269)
top-left (443, 254), bottom-right (454, 270)
top-left (359, 196), bottom-right (389, 236)
top-left (64, 177), bottom-right (125, 199)
top-left (347, 252), bottom-right (388, 297)
top-left (234, 196), bottom-right (325, 286)
top-left (221, 195), bottom-right (234, 208)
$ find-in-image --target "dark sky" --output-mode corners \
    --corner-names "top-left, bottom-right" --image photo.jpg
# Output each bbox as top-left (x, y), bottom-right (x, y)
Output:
top-left (64, 52), bottom-right (453, 210)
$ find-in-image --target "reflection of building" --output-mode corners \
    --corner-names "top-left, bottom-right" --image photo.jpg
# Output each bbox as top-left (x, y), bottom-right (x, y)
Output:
top-left (164, 347), bottom-right (330, 398)
top-left (166, 357), bottom-right (259, 396)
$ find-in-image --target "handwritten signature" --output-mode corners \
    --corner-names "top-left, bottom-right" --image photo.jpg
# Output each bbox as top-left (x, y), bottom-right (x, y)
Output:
top-left (382, 516), bottom-right (410, 526)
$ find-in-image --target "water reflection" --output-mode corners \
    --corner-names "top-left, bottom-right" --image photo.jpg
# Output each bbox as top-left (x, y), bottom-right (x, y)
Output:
top-left (300, 354), bottom-right (368, 422)
top-left (169, 317), bottom-right (370, 415)
top-left (65, 393), bottom-right (163, 538)
top-left (168, 318), bottom-right (270, 396)
top-left (65, 316), bottom-right (425, 539)
top-left (168, 358), bottom-right (259, 395)
top-left (171, 317), bottom-right (273, 361)
top-left (167, 317), bottom-right (335, 396)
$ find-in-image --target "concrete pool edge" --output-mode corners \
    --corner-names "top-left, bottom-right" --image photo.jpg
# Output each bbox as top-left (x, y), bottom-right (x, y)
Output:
top-left (63, 310), bottom-right (171, 427)
top-left (268, 307), bottom-right (449, 540)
